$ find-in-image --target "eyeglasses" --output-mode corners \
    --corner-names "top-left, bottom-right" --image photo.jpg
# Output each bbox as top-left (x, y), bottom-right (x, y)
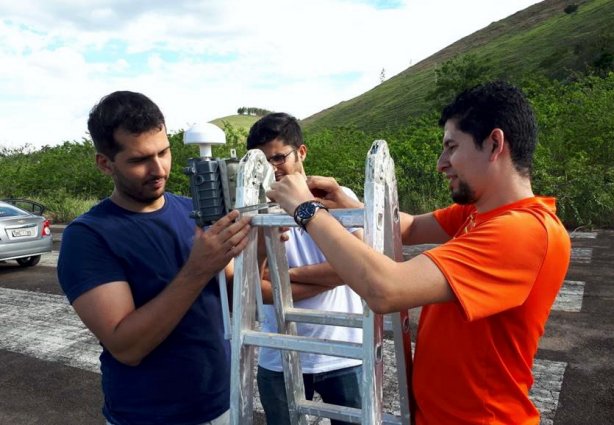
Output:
top-left (267, 149), bottom-right (296, 166)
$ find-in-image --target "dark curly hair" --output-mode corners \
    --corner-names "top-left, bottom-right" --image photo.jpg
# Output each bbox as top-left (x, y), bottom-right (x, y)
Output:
top-left (87, 91), bottom-right (165, 160)
top-left (439, 81), bottom-right (537, 177)
top-left (246, 112), bottom-right (303, 149)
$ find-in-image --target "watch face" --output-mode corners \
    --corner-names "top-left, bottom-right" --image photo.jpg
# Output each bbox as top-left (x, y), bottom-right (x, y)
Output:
top-left (298, 202), bottom-right (316, 219)
top-left (294, 201), bottom-right (326, 230)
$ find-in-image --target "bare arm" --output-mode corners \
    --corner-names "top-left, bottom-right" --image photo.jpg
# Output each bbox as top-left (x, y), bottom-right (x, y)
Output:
top-left (399, 212), bottom-right (451, 245)
top-left (268, 174), bottom-right (455, 313)
top-left (259, 258), bottom-right (339, 303)
top-left (72, 211), bottom-right (252, 366)
top-left (306, 175), bottom-right (450, 246)
top-left (259, 278), bottom-right (334, 303)
top-left (289, 263), bottom-right (343, 286)
top-left (301, 211), bottom-right (454, 313)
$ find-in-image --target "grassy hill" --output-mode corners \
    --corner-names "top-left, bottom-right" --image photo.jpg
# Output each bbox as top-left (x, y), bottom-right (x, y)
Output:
top-left (302, 0), bottom-right (613, 133)
top-left (210, 114), bottom-right (259, 133)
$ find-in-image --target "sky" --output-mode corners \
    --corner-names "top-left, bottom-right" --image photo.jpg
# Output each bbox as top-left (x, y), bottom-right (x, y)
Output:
top-left (0, 0), bottom-right (542, 150)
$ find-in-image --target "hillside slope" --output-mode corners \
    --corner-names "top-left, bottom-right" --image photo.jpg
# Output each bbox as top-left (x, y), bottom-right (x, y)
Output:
top-left (302, 0), bottom-right (613, 133)
top-left (210, 114), bottom-right (258, 132)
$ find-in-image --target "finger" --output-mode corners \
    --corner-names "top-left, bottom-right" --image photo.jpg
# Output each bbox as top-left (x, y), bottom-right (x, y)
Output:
top-left (234, 216), bottom-right (252, 236)
top-left (231, 233), bottom-right (251, 256)
top-left (278, 226), bottom-right (290, 242)
top-left (307, 176), bottom-right (336, 194)
top-left (266, 182), bottom-right (280, 201)
top-left (292, 173), bottom-right (310, 188)
top-left (210, 210), bottom-right (241, 234)
top-left (193, 225), bottom-right (205, 237)
top-left (227, 219), bottom-right (253, 246)
top-left (310, 188), bottom-right (328, 198)
top-left (224, 209), bottom-right (240, 221)
top-left (222, 215), bottom-right (251, 240)
top-left (228, 244), bottom-right (241, 257)
top-left (224, 232), bottom-right (244, 255)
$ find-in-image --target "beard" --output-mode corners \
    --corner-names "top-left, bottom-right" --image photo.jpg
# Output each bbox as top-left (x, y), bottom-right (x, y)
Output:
top-left (114, 174), bottom-right (167, 206)
top-left (451, 180), bottom-right (477, 205)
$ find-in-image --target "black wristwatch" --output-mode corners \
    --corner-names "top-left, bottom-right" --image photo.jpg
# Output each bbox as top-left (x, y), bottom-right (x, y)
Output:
top-left (293, 200), bottom-right (329, 231)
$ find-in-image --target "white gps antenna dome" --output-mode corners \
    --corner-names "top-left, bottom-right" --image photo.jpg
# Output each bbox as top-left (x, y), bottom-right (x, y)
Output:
top-left (183, 122), bottom-right (226, 157)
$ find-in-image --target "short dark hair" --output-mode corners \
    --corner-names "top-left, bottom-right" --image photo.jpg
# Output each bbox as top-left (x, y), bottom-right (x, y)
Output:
top-left (87, 91), bottom-right (166, 159)
top-left (246, 112), bottom-right (303, 149)
top-left (439, 80), bottom-right (537, 177)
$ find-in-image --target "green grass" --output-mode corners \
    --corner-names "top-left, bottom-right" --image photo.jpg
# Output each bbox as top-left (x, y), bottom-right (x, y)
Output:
top-left (302, 0), bottom-right (614, 133)
top-left (24, 191), bottom-right (99, 224)
top-left (210, 115), bottom-right (259, 133)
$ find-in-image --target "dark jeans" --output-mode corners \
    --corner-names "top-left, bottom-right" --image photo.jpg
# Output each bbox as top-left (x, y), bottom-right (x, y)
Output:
top-left (257, 364), bottom-right (362, 425)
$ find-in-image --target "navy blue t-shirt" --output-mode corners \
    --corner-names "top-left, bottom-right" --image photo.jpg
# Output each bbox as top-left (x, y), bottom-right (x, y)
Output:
top-left (57, 193), bottom-right (230, 425)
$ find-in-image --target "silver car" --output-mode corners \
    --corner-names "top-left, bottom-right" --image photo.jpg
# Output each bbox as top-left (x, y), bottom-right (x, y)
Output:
top-left (0, 200), bottom-right (53, 267)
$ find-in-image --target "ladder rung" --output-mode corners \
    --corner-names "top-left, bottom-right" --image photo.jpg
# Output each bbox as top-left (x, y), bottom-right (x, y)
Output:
top-left (298, 400), bottom-right (360, 424)
top-left (243, 331), bottom-right (363, 359)
top-left (250, 208), bottom-right (364, 228)
top-left (285, 307), bottom-right (396, 332)
top-left (297, 400), bottom-right (404, 424)
top-left (285, 307), bottom-right (363, 328)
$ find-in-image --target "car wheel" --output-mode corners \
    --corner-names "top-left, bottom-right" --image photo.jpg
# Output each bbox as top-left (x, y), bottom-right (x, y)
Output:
top-left (16, 256), bottom-right (41, 267)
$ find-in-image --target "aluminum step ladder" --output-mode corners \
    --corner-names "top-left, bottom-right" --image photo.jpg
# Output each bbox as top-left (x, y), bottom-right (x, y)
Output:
top-left (230, 140), bottom-right (415, 425)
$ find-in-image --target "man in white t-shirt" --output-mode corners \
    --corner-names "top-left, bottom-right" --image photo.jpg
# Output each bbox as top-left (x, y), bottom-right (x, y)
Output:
top-left (246, 113), bottom-right (363, 425)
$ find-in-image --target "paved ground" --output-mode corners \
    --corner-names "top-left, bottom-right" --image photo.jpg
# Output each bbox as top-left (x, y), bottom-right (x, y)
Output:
top-left (0, 226), bottom-right (612, 424)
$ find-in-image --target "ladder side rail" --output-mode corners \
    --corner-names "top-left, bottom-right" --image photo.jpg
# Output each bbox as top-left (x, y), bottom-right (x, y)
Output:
top-left (245, 151), bottom-right (275, 325)
top-left (264, 227), bottom-right (308, 425)
top-left (361, 140), bottom-right (391, 424)
top-left (230, 149), bottom-right (274, 425)
top-left (216, 271), bottom-right (232, 339)
top-left (229, 228), bottom-right (259, 425)
top-left (382, 152), bottom-right (413, 425)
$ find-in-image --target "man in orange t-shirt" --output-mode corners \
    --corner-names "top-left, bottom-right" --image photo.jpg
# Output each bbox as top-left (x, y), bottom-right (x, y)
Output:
top-left (415, 198), bottom-right (569, 422)
top-left (267, 81), bottom-right (571, 424)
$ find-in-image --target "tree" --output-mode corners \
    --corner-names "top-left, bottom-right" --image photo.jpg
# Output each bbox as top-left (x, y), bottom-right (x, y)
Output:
top-left (236, 107), bottom-right (273, 116)
top-left (564, 4), bottom-right (578, 14)
top-left (379, 68), bottom-right (386, 84)
top-left (427, 54), bottom-right (495, 110)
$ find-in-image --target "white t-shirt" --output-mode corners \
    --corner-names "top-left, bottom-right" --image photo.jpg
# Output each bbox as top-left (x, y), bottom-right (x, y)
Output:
top-left (258, 188), bottom-right (364, 373)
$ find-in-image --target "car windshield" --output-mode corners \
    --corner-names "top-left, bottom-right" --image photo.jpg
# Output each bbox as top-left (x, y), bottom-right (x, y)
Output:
top-left (0, 205), bottom-right (29, 218)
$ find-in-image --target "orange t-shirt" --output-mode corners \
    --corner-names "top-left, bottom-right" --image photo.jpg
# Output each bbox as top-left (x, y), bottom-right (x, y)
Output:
top-left (414, 197), bottom-right (570, 424)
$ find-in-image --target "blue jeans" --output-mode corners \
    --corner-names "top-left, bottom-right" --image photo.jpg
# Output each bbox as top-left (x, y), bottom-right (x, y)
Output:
top-left (257, 365), bottom-right (362, 425)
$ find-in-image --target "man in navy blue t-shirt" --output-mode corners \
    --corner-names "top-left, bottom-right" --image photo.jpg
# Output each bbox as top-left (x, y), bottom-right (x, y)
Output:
top-left (58, 91), bottom-right (251, 425)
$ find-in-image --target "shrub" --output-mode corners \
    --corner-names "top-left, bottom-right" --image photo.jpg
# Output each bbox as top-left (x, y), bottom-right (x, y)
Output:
top-left (34, 189), bottom-right (98, 224)
top-left (564, 4), bottom-right (578, 14)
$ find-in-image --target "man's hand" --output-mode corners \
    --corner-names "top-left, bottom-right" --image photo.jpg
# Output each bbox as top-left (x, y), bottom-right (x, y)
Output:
top-left (306, 176), bottom-right (363, 209)
top-left (266, 173), bottom-right (314, 215)
top-left (266, 174), bottom-right (364, 216)
top-left (184, 210), bottom-right (252, 280)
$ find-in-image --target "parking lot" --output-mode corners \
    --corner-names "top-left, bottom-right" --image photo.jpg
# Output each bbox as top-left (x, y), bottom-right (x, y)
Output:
top-left (0, 226), bottom-right (612, 424)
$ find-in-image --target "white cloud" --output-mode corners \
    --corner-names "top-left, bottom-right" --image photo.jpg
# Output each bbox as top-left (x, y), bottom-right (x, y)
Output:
top-left (0, 0), bottom-right (542, 149)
